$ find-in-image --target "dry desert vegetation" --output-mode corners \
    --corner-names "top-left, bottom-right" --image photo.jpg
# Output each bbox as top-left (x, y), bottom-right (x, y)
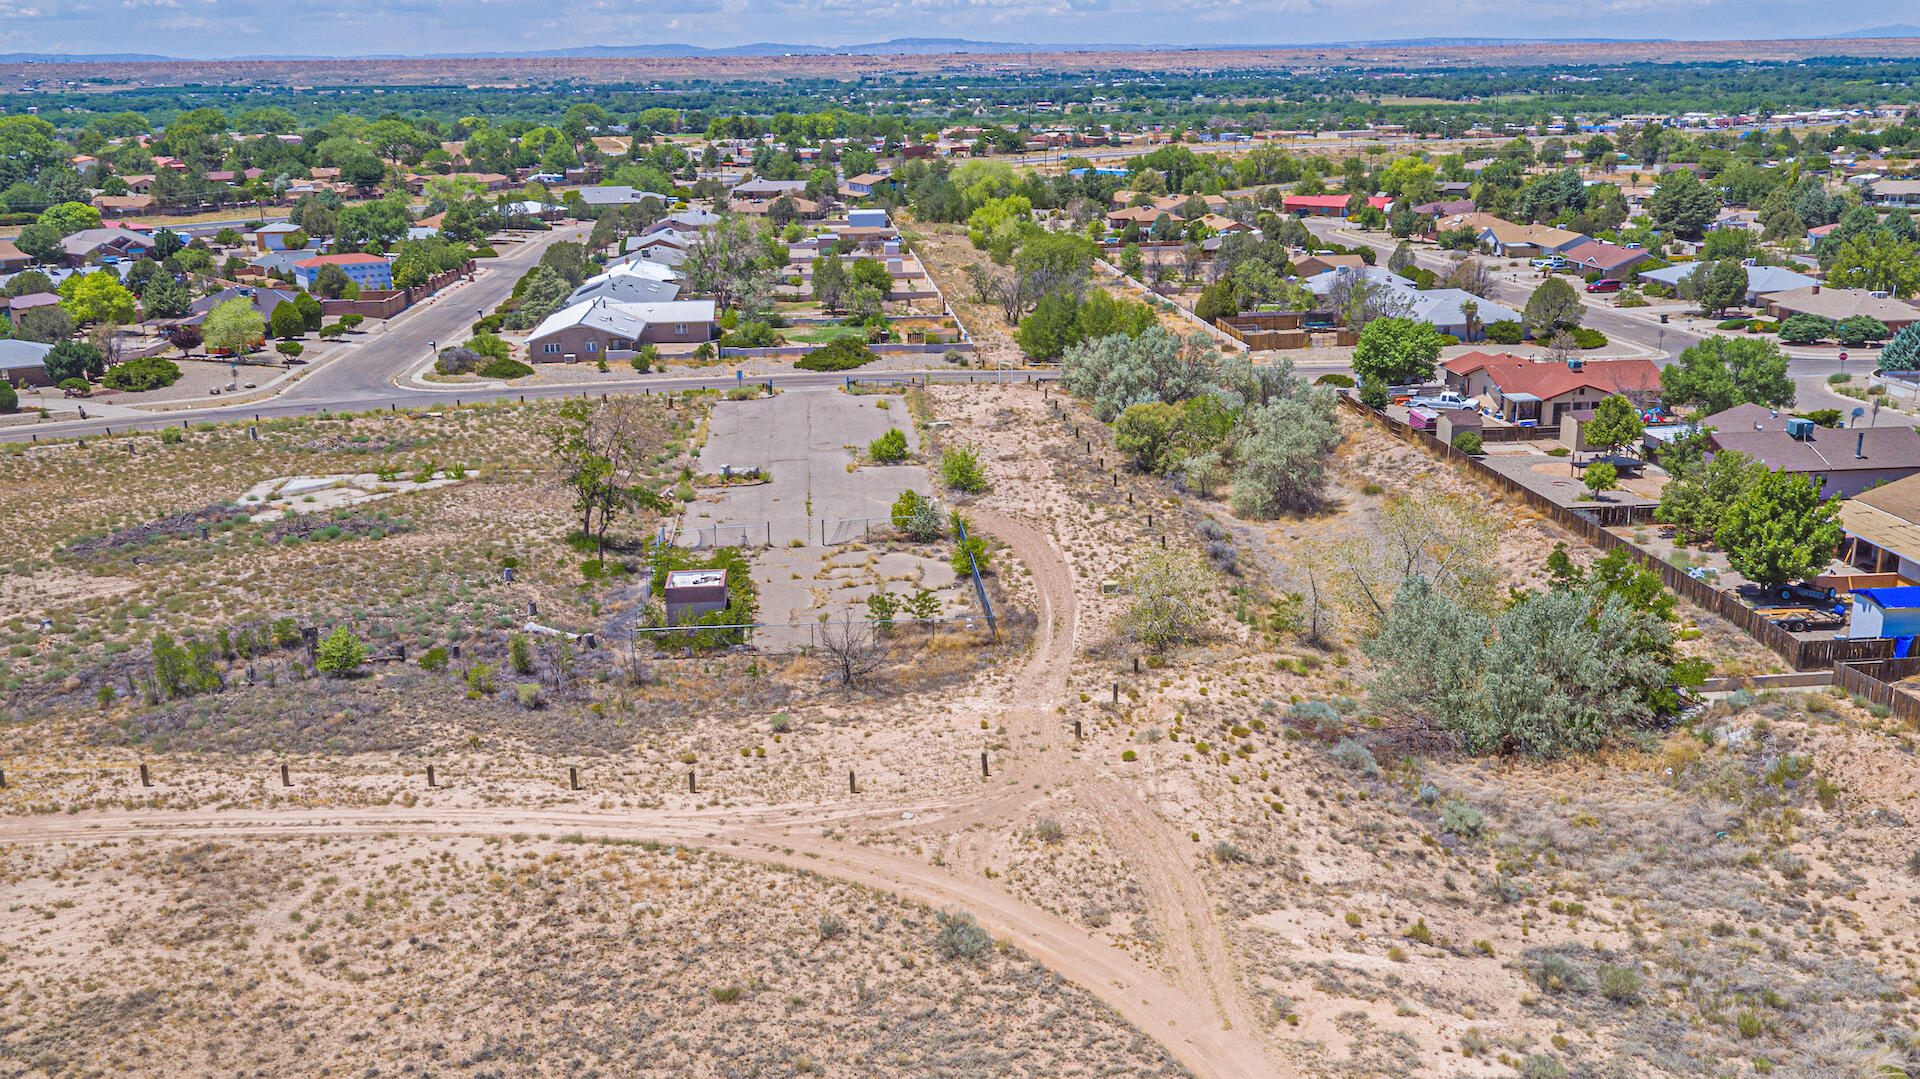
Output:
top-left (2, 382), bottom-right (1918, 1079)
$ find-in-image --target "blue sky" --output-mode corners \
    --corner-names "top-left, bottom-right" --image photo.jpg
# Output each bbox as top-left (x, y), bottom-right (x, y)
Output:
top-left (2, 0), bottom-right (1914, 58)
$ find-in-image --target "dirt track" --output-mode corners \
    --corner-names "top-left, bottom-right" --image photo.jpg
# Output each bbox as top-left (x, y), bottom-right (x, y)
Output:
top-left (0, 491), bottom-right (1276, 1078)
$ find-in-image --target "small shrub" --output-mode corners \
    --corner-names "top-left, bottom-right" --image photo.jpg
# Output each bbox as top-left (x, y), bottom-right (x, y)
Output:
top-left (315, 626), bottom-right (365, 677)
top-left (817, 914), bottom-right (845, 941)
top-left (1120, 749), bottom-right (1138, 761)
top-left (794, 336), bottom-right (878, 371)
top-left (1519, 1056), bottom-right (1568, 1079)
top-left (1532, 953), bottom-right (1586, 993)
top-left (940, 446), bottom-right (988, 493)
top-left (1598, 964), bottom-right (1643, 1005)
top-left (869, 427), bottom-right (908, 462)
top-left (508, 632), bottom-right (534, 674)
top-left (934, 908), bottom-right (992, 962)
top-left (1569, 327), bottom-right (1607, 349)
top-left (711, 986), bottom-right (742, 1003)
top-left (1440, 801), bottom-right (1485, 839)
top-left (465, 662), bottom-right (497, 695)
top-left (1032, 817), bottom-right (1065, 844)
top-left (1329, 738), bottom-right (1378, 776)
top-left (1451, 431), bottom-right (1483, 454)
top-left (1344, 912), bottom-right (1363, 928)
top-left (1405, 919), bottom-right (1433, 945)
top-left (478, 356), bottom-right (534, 379)
top-left (1212, 841), bottom-right (1250, 864)
top-left (418, 646), bottom-right (449, 671)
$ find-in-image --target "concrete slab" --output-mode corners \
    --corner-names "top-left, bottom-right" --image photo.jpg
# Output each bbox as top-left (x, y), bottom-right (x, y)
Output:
top-left (688, 387), bottom-right (931, 548)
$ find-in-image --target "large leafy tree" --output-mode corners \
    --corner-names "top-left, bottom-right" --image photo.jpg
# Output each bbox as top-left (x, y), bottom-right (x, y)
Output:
top-left (203, 296), bottom-right (265, 355)
top-left (1655, 437), bottom-right (1763, 546)
top-left (1229, 385), bottom-right (1344, 518)
top-left (59, 271), bottom-right (137, 326)
top-left (1645, 167), bottom-right (1721, 239)
top-left (1826, 234), bottom-right (1920, 298)
top-left (1584, 394), bottom-right (1644, 455)
top-left (1351, 316), bottom-right (1444, 389)
top-left (1365, 574), bottom-right (1678, 758)
top-left (140, 273), bottom-right (191, 320)
top-left (1694, 258), bottom-right (1750, 316)
top-left (1660, 335), bottom-right (1795, 414)
top-left (43, 339), bottom-right (105, 383)
top-left (1061, 326), bottom-right (1216, 421)
top-left (1522, 276), bottom-right (1583, 336)
top-left (546, 398), bottom-right (669, 555)
top-left (1715, 470), bottom-right (1842, 589)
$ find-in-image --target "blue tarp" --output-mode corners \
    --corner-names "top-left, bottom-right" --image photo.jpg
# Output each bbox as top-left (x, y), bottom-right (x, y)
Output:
top-left (1897, 636), bottom-right (1915, 659)
top-left (1856, 587), bottom-right (1920, 611)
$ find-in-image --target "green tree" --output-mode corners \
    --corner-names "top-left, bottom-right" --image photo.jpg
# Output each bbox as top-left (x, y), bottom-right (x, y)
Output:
top-left (1522, 276), bottom-right (1583, 336)
top-left (1194, 279), bottom-right (1236, 323)
top-left (1645, 168), bottom-right (1721, 238)
top-left (939, 446), bottom-right (988, 493)
top-left (1656, 440), bottom-right (1762, 545)
top-left (1660, 336), bottom-right (1795, 414)
top-left (1114, 401), bottom-right (1181, 473)
top-left (1880, 323), bottom-right (1920, 371)
top-left (504, 265), bottom-right (572, 331)
top-left (1118, 243), bottom-right (1145, 279)
top-left (42, 339), bottom-right (104, 383)
top-left (1583, 460), bottom-right (1618, 498)
top-left (316, 625), bottom-right (366, 677)
top-left (811, 251), bottom-right (847, 314)
top-left (139, 273), bottom-right (191, 319)
top-left (1715, 470), bottom-right (1841, 589)
top-left (1365, 575), bottom-right (1676, 758)
top-left (203, 296), bottom-right (265, 355)
top-left (1061, 327), bottom-right (1217, 421)
top-left (1351, 317), bottom-right (1444, 389)
top-left (1584, 394), bottom-right (1644, 454)
top-left (270, 301), bottom-right (306, 340)
top-left (1120, 546), bottom-right (1213, 650)
top-left (1837, 315), bottom-right (1890, 347)
top-left (0, 380), bottom-right (15, 414)
top-left (59, 271), bottom-right (137, 325)
top-left (1778, 313), bottom-right (1837, 344)
top-left (1230, 385), bottom-right (1345, 518)
top-left (1695, 258), bottom-right (1750, 316)
top-left (36, 200), bottom-right (100, 237)
top-left (1826, 233), bottom-right (1920, 298)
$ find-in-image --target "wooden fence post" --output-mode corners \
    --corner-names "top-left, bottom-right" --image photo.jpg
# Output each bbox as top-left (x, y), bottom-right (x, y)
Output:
top-left (980, 752), bottom-right (989, 777)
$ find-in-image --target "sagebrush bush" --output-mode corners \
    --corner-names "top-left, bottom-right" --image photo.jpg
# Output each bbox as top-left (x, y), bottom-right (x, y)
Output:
top-left (1329, 738), bottom-right (1378, 776)
top-left (935, 908), bottom-right (991, 962)
top-left (1440, 801), bottom-right (1485, 839)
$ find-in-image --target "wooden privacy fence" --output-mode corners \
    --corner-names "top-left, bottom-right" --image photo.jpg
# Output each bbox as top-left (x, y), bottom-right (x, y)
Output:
top-left (1339, 396), bottom-right (1891, 672)
top-left (1831, 657), bottom-right (1920, 722)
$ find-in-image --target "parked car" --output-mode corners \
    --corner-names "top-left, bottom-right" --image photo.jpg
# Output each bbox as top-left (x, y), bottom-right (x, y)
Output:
top-left (1528, 257), bottom-right (1558, 268)
top-left (1587, 279), bottom-right (1624, 293)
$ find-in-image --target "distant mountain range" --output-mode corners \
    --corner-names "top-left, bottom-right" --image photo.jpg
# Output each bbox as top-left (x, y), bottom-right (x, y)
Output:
top-left (4, 28), bottom-right (1920, 63)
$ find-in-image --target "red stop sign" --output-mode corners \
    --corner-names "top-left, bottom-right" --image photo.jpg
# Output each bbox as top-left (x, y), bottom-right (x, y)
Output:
top-left (1840, 351), bottom-right (1849, 363)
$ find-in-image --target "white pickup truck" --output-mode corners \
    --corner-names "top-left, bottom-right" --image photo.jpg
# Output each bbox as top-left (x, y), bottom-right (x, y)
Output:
top-left (1405, 391), bottom-right (1476, 411)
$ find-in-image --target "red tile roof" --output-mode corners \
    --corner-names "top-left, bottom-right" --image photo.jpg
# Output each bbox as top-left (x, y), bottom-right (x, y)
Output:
top-left (1445, 353), bottom-right (1661, 400)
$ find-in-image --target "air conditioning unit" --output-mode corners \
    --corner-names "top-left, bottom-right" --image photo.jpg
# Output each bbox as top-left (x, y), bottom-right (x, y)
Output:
top-left (1785, 416), bottom-right (1816, 441)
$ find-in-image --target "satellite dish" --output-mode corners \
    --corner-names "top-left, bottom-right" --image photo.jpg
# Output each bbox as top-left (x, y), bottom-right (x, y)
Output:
top-left (1853, 407), bottom-right (1867, 418)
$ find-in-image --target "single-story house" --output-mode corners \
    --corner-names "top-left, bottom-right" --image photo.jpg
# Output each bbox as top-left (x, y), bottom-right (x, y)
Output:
top-left (1865, 178), bottom-right (1920, 208)
top-left (1282, 194), bottom-right (1393, 216)
top-left (92, 194), bottom-right (154, 215)
top-left (1402, 288), bottom-right (1523, 341)
top-left (578, 185), bottom-right (671, 209)
top-left (1838, 471), bottom-right (1920, 578)
top-left (526, 298), bottom-right (719, 361)
top-left (1758, 285), bottom-right (1920, 330)
top-left (1636, 262), bottom-right (1817, 305)
top-left (1557, 240), bottom-right (1651, 279)
top-left (59, 226), bottom-right (156, 266)
top-left (183, 285), bottom-right (302, 326)
top-left (0, 240), bottom-right (31, 273)
top-left (732, 177), bottom-right (807, 199)
top-left (1107, 205), bottom-right (1170, 230)
top-left (293, 253), bottom-right (393, 291)
top-left (1441, 352), bottom-right (1662, 425)
top-left (252, 222), bottom-right (307, 253)
top-left (1477, 220), bottom-right (1589, 259)
top-left (842, 172), bottom-right (890, 196)
top-left (1702, 402), bottom-right (1920, 499)
top-left (248, 251), bottom-right (310, 280)
top-left (567, 260), bottom-right (682, 306)
top-left (1195, 213), bottom-right (1253, 234)
top-left (1411, 198), bottom-right (1475, 217)
top-left (1292, 252), bottom-right (1367, 278)
top-left (654, 210), bottom-right (721, 232)
top-left (847, 208), bottom-right (889, 230)
top-left (0, 339), bottom-right (54, 387)
top-left (8, 292), bottom-right (61, 314)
